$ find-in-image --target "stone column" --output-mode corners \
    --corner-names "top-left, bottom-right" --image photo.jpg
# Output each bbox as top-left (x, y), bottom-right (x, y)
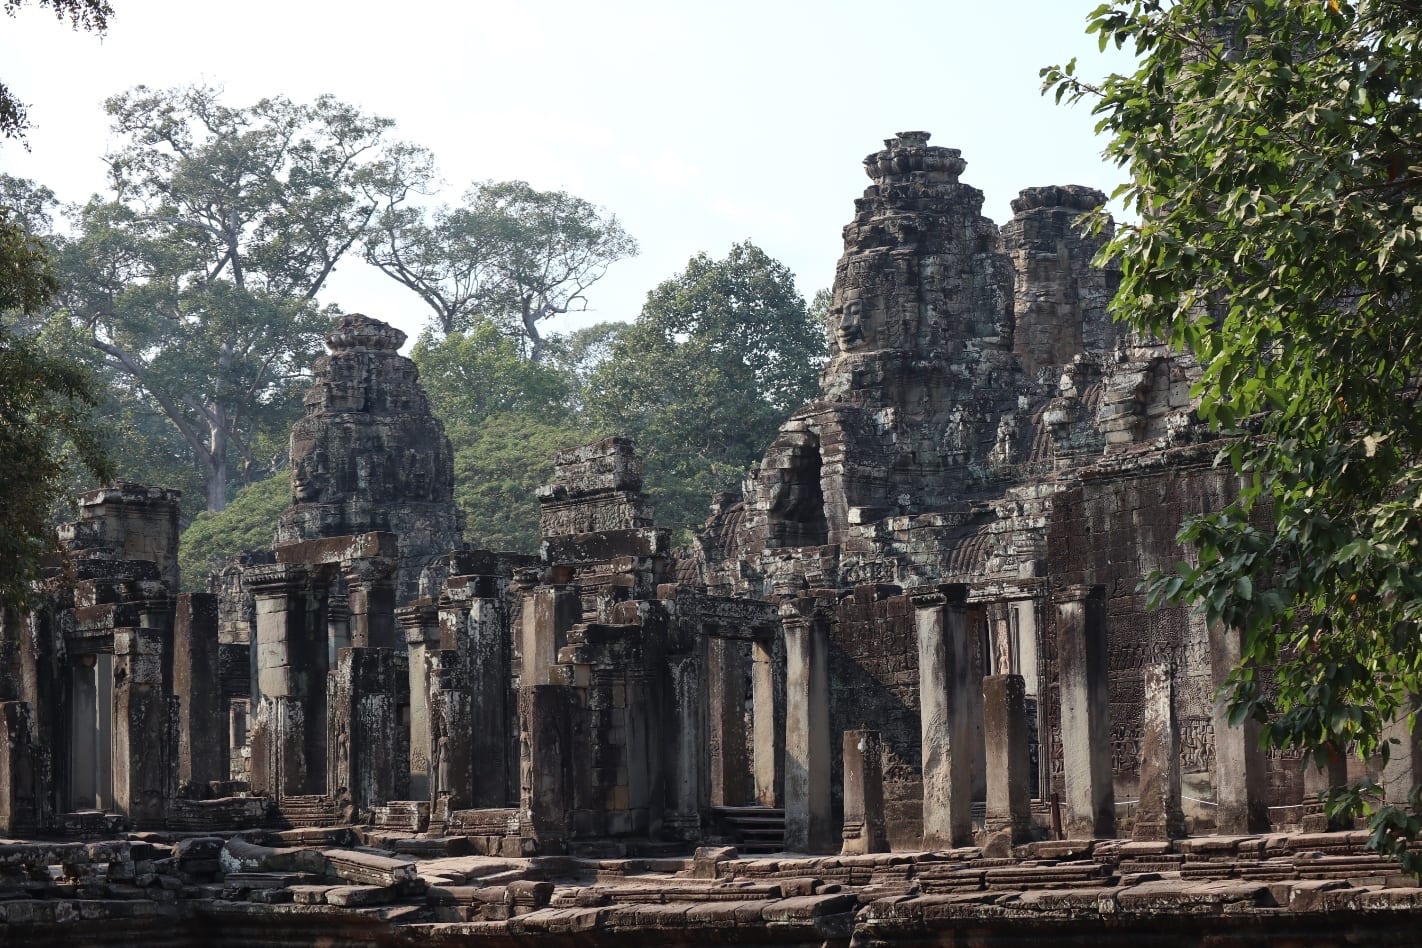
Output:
top-left (1054, 584), bottom-right (1115, 838)
top-left (328, 647), bottom-right (402, 812)
top-left (708, 635), bottom-right (750, 806)
top-left (247, 563), bottom-right (310, 798)
top-left (915, 584), bottom-right (973, 849)
top-left (841, 729), bottom-right (887, 854)
top-left (0, 702), bottom-right (40, 834)
top-left (344, 557), bottom-right (399, 650)
top-left (466, 596), bottom-right (510, 807)
top-left (173, 593), bottom-right (225, 790)
top-left (1135, 662), bottom-right (1186, 841)
top-left (666, 642), bottom-right (707, 840)
top-left (519, 684), bottom-right (572, 847)
top-left (1208, 624), bottom-right (1269, 833)
top-left (783, 604), bottom-right (832, 853)
top-left (111, 628), bottom-right (175, 829)
top-left (70, 657), bottom-right (98, 809)
top-left (399, 600), bottom-right (440, 801)
top-left (751, 633), bottom-right (784, 807)
top-left (95, 652), bottom-right (113, 810)
top-left (1380, 700), bottom-right (1422, 808)
top-left (983, 673), bottom-right (1032, 842)
top-left (427, 649), bottom-right (472, 819)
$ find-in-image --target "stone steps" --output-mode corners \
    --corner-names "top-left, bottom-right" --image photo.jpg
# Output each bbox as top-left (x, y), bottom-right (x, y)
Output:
top-left (712, 806), bottom-right (785, 855)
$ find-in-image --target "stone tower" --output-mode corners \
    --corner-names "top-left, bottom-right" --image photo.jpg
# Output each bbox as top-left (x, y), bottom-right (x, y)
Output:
top-left (719, 132), bottom-right (1025, 572)
top-left (276, 313), bottom-right (463, 602)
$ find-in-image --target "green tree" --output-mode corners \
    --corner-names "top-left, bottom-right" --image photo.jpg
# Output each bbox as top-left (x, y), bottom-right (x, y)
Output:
top-left (412, 321), bottom-right (588, 551)
top-left (0, 206), bottom-right (111, 612)
top-left (1, 0), bottom-right (111, 142)
top-left (365, 179), bottom-right (637, 360)
top-left (1047, 1), bottom-right (1422, 864)
top-left (177, 473), bottom-right (287, 589)
top-left (54, 84), bottom-right (426, 511)
top-left (585, 242), bottom-right (826, 535)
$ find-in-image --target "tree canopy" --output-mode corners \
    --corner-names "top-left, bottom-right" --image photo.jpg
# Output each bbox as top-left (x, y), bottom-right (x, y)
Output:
top-left (52, 85), bottom-right (424, 511)
top-left (0, 198), bottom-right (111, 612)
top-left (585, 241), bottom-right (826, 536)
top-left (1047, 0), bottom-right (1422, 865)
top-left (365, 179), bottom-right (637, 360)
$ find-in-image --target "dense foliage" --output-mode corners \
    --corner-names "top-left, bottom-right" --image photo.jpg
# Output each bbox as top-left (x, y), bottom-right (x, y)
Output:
top-left (177, 474), bottom-right (286, 589)
top-left (585, 242), bottom-right (826, 536)
top-left (1046, 0), bottom-right (1422, 865)
top-left (0, 208), bottom-right (111, 611)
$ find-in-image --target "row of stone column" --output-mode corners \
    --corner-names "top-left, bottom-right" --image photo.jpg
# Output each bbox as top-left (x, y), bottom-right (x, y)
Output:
top-left (781, 583), bottom-right (1114, 852)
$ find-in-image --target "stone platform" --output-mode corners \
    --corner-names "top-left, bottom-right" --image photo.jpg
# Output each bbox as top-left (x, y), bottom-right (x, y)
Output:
top-left (2, 829), bottom-right (1421, 945)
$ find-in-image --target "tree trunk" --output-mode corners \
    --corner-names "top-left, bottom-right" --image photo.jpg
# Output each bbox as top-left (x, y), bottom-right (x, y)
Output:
top-left (206, 415), bottom-right (229, 513)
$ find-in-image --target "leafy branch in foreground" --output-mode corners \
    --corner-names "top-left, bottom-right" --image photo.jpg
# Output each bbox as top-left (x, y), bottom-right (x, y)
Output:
top-left (1047, 0), bottom-right (1422, 869)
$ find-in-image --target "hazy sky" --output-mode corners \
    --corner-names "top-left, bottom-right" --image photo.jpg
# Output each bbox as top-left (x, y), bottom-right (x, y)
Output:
top-left (0, 0), bottom-right (1134, 345)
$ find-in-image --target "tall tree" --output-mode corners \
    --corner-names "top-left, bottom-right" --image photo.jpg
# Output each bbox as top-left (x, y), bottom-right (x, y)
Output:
top-left (412, 320), bottom-right (589, 552)
top-left (585, 242), bottom-right (826, 534)
top-left (1047, 0), bottom-right (1422, 865)
top-left (365, 179), bottom-right (637, 360)
top-left (56, 85), bottom-right (427, 511)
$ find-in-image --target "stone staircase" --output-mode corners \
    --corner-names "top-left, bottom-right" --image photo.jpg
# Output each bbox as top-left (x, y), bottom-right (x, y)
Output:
top-left (711, 806), bottom-right (785, 854)
top-left (266, 794), bottom-right (342, 828)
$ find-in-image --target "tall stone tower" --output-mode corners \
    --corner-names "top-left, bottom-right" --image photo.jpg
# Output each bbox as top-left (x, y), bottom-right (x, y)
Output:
top-left (276, 313), bottom-right (463, 602)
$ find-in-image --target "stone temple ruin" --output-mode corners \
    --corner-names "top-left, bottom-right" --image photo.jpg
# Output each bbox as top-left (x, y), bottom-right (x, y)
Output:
top-left (2, 132), bottom-right (1422, 945)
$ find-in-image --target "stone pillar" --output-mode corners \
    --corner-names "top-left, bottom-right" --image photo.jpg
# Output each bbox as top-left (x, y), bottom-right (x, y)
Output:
top-left (466, 596), bottom-right (510, 807)
top-left (519, 684), bottom-right (572, 847)
top-left (783, 605), bottom-right (832, 853)
top-left (427, 649), bottom-right (472, 818)
top-left (708, 635), bottom-right (750, 806)
top-left (1380, 701), bottom-right (1422, 809)
top-left (173, 593), bottom-right (225, 790)
top-left (666, 643), bottom-right (707, 840)
top-left (0, 702), bottom-right (40, 834)
top-left (841, 729), bottom-right (887, 855)
top-left (751, 633), bottom-right (783, 807)
top-left (328, 647), bottom-right (403, 812)
top-left (70, 657), bottom-right (98, 809)
top-left (399, 600), bottom-right (440, 801)
top-left (915, 584), bottom-right (974, 849)
top-left (1208, 624), bottom-right (1269, 833)
top-left (345, 557), bottom-right (399, 650)
top-left (984, 673), bottom-right (1033, 842)
top-left (95, 652), bottom-right (113, 810)
top-left (247, 564), bottom-right (310, 798)
top-left (1054, 584), bottom-right (1115, 838)
top-left (966, 601), bottom-right (989, 803)
top-left (522, 585), bottom-right (580, 687)
top-left (111, 628), bottom-right (175, 829)
top-left (1135, 662), bottom-right (1186, 841)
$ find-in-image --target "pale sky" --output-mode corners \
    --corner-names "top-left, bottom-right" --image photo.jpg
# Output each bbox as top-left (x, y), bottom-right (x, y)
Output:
top-left (0, 0), bottom-right (1134, 345)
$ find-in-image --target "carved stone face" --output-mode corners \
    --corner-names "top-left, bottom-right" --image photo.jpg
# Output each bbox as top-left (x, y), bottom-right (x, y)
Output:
top-left (835, 297), bottom-right (865, 351)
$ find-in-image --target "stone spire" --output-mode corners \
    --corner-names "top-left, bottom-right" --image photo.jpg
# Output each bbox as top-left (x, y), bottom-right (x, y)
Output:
top-left (822, 130), bottom-right (1016, 400)
top-left (1000, 185), bottom-right (1119, 379)
top-left (276, 313), bottom-right (462, 602)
